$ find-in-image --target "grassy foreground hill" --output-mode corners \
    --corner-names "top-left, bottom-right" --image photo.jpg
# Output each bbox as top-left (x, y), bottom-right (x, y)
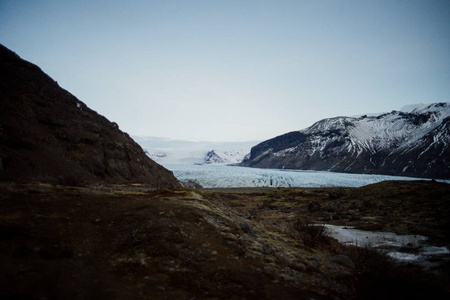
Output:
top-left (1, 180), bottom-right (449, 299)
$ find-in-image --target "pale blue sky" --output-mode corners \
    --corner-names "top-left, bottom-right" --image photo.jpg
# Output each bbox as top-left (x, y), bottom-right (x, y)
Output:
top-left (1, 0), bottom-right (449, 141)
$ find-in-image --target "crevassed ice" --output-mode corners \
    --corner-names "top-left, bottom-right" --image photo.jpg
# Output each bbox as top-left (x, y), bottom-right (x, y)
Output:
top-left (165, 164), bottom-right (449, 188)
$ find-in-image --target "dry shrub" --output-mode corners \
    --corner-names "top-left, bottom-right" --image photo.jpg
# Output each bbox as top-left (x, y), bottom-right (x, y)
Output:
top-left (259, 216), bottom-right (331, 247)
top-left (292, 217), bottom-right (330, 247)
top-left (339, 243), bottom-right (450, 299)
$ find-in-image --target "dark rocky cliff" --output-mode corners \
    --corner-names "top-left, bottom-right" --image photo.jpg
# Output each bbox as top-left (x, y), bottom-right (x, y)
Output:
top-left (0, 44), bottom-right (180, 188)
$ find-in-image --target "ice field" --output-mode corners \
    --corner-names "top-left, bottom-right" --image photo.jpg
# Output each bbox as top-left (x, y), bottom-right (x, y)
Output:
top-left (164, 164), bottom-right (444, 188)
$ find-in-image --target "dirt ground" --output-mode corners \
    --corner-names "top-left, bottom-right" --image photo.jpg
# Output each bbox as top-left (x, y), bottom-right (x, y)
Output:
top-left (202, 180), bottom-right (450, 243)
top-left (1, 180), bottom-right (449, 299)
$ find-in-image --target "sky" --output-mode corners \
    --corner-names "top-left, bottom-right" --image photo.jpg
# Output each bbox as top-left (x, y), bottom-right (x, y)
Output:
top-left (1, 0), bottom-right (449, 142)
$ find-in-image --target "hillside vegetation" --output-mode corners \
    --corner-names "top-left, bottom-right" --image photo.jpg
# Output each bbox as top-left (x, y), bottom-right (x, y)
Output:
top-left (1, 180), bottom-right (449, 299)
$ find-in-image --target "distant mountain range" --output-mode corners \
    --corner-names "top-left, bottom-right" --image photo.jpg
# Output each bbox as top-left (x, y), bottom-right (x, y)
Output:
top-left (240, 103), bottom-right (450, 179)
top-left (144, 148), bottom-right (248, 166)
top-left (136, 137), bottom-right (255, 166)
top-left (202, 150), bottom-right (247, 164)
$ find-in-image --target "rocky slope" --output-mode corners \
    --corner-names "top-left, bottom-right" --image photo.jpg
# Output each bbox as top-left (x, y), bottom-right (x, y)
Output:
top-left (0, 44), bottom-right (180, 188)
top-left (240, 103), bottom-right (450, 179)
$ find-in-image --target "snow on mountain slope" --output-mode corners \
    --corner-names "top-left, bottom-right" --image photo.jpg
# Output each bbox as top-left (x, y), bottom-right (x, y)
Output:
top-left (241, 103), bottom-right (450, 179)
top-left (400, 102), bottom-right (449, 114)
top-left (134, 137), bottom-right (257, 166)
top-left (301, 103), bottom-right (449, 155)
top-left (203, 150), bottom-right (248, 164)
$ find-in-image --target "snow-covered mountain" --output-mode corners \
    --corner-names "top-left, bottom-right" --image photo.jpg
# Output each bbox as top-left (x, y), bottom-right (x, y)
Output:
top-left (135, 137), bottom-right (256, 166)
top-left (145, 149), bottom-right (247, 166)
top-left (240, 103), bottom-right (450, 179)
top-left (202, 150), bottom-right (248, 164)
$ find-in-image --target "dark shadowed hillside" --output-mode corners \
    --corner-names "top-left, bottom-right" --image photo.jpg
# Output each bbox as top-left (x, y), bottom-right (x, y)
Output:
top-left (0, 44), bottom-right (179, 188)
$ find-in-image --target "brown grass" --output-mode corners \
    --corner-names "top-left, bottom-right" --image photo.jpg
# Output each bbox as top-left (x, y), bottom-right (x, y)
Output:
top-left (1, 181), bottom-right (449, 299)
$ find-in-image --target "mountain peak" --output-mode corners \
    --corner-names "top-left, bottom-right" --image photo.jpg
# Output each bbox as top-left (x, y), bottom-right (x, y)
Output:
top-left (400, 102), bottom-right (450, 114)
top-left (241, 103), bottom-right (450, 179)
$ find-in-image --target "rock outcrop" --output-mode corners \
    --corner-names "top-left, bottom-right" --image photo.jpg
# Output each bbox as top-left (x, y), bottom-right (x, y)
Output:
top-left (0, 44), bottom-right (180, 188)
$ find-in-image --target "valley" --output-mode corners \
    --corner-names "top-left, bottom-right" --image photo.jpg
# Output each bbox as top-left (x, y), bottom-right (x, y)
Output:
top-left (1, 42), bottom-right (449, 300)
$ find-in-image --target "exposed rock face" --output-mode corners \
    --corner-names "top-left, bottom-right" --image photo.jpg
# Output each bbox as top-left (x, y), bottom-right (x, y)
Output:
top-left (0, 44), bottom-right (180, 188)
top-left (241, 103), bottom-right (450, 179)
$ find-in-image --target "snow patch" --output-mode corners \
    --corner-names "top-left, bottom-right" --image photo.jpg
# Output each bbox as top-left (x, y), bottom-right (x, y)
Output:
top-left (324, 224), bottom-right (450, 266)
top-left (323, 225), bottom-right (427, 248)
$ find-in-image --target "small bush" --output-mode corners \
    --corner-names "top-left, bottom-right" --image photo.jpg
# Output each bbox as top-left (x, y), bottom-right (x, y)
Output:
top-left (292, 217), bottom-right (330, 247)
top-left (341, 243), bottom-right (450, 299)
top-left (259, 198), bottom-right (278, 210)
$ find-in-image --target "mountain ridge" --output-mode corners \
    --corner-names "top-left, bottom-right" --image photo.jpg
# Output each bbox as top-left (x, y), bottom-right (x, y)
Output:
top-left (0, 44), bottom-right (180, 187)
top-left (240, 103), bottom-right (450, 179)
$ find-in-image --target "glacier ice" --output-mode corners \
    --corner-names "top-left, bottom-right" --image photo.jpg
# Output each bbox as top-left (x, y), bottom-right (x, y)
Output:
top-left (164, 164), bottom-right (449, 188)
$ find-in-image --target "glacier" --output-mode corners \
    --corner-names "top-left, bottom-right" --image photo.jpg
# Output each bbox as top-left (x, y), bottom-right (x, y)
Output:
top-left (164, 163), bottom-right (449, 188)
